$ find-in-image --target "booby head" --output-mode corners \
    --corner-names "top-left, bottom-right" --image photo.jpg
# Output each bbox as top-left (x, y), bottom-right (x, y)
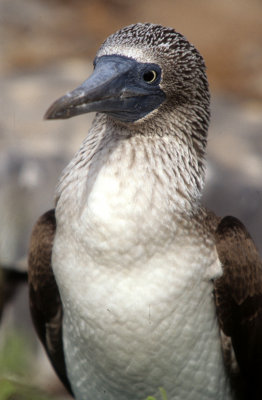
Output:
top-left (45, 23), bottom-right (210, 132)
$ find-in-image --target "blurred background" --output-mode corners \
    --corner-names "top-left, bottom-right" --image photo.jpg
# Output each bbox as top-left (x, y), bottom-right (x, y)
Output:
top-left (0, 0), bottom-right (262, 398)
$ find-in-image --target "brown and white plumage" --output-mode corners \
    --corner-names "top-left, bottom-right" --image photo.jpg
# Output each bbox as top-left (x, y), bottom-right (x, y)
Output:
top-left (214, 216), bottom-right (262, 399)
top-left (28, 210), bottom-right (72, 395)
top-left (28, 23), bottom-right (262, 399)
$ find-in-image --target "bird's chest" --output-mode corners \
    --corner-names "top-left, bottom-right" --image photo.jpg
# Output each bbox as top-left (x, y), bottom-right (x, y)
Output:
top-left (57, 150), bottom-right (177, 264)
top-left (53, 153), bottom-right (229, 399)
top-left (53, 223), bottom-right (228, 400)
top-left (59, 251), bottom-right (228, 400)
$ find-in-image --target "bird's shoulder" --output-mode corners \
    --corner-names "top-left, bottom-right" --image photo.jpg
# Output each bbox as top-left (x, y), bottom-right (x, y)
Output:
top-left (28, 209), bottom-right (72, 396)
top-left (206, 211), bottom-right (262, 398)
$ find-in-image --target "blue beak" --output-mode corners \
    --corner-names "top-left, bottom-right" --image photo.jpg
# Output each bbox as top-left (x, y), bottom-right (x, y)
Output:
top-left (44, 55), bottom-right (165, 123)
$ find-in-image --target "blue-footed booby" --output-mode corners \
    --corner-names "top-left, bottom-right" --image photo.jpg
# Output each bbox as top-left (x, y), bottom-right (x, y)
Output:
top-left (28, 23), bottom-right (262, 400)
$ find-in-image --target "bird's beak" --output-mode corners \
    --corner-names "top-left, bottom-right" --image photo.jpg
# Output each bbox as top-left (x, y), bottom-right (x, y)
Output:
top-left (44, 55), bottom-right (165, 123)
top-left (44, 55), bottom-right (136, 120)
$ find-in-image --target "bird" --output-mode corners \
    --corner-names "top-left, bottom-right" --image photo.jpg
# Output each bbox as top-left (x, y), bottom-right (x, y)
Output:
top-left (28, 23), bottom-right (262, 400)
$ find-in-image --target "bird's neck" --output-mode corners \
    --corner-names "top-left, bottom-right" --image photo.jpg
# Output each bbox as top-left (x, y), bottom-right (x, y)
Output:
top-left (56, 110), bottom-right (206, 216)
top-left (55, 111), bottom-right (208, 268)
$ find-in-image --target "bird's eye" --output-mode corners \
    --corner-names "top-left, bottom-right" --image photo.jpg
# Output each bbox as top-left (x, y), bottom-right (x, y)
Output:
top-left (143, 70), bottom-right (158, 84)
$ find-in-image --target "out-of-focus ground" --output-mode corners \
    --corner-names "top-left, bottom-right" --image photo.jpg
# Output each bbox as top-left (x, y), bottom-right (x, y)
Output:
top-left (0, 0), bottom-right (262, 398)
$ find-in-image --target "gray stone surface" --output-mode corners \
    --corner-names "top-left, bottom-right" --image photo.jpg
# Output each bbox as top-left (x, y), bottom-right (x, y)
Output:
top-left (0, 60), bottom-right (93, 268)
top-left (204, 95), bottom-right (262, 255)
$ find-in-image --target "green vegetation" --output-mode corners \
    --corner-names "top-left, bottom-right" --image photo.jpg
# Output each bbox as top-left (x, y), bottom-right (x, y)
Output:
top-left (0, 379), bottom-right (56, 400)
top-left (145, 387), bottom-right (168, 400)
top-left (0, 330), bottom-right (31, 377)
top-left (0, 329), bottom-right (56, 399)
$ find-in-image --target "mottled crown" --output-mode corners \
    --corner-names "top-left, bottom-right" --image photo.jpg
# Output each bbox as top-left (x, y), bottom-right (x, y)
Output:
top-left (100, 22), bottom-right (200, 59)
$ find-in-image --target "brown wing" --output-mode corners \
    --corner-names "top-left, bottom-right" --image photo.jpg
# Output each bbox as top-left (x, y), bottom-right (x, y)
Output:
top-left (28, 209), bottom-right (73, 396)
top-left (214, 215), bottom-right (262, 400)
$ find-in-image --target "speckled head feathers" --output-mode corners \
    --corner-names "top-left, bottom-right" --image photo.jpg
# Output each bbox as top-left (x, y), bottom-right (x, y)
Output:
top-left (99, 23), bottom-right (198, 59)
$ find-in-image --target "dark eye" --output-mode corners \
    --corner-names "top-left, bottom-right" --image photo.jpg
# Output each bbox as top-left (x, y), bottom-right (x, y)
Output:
top-left (143, 70), bottom-right (158, 83)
